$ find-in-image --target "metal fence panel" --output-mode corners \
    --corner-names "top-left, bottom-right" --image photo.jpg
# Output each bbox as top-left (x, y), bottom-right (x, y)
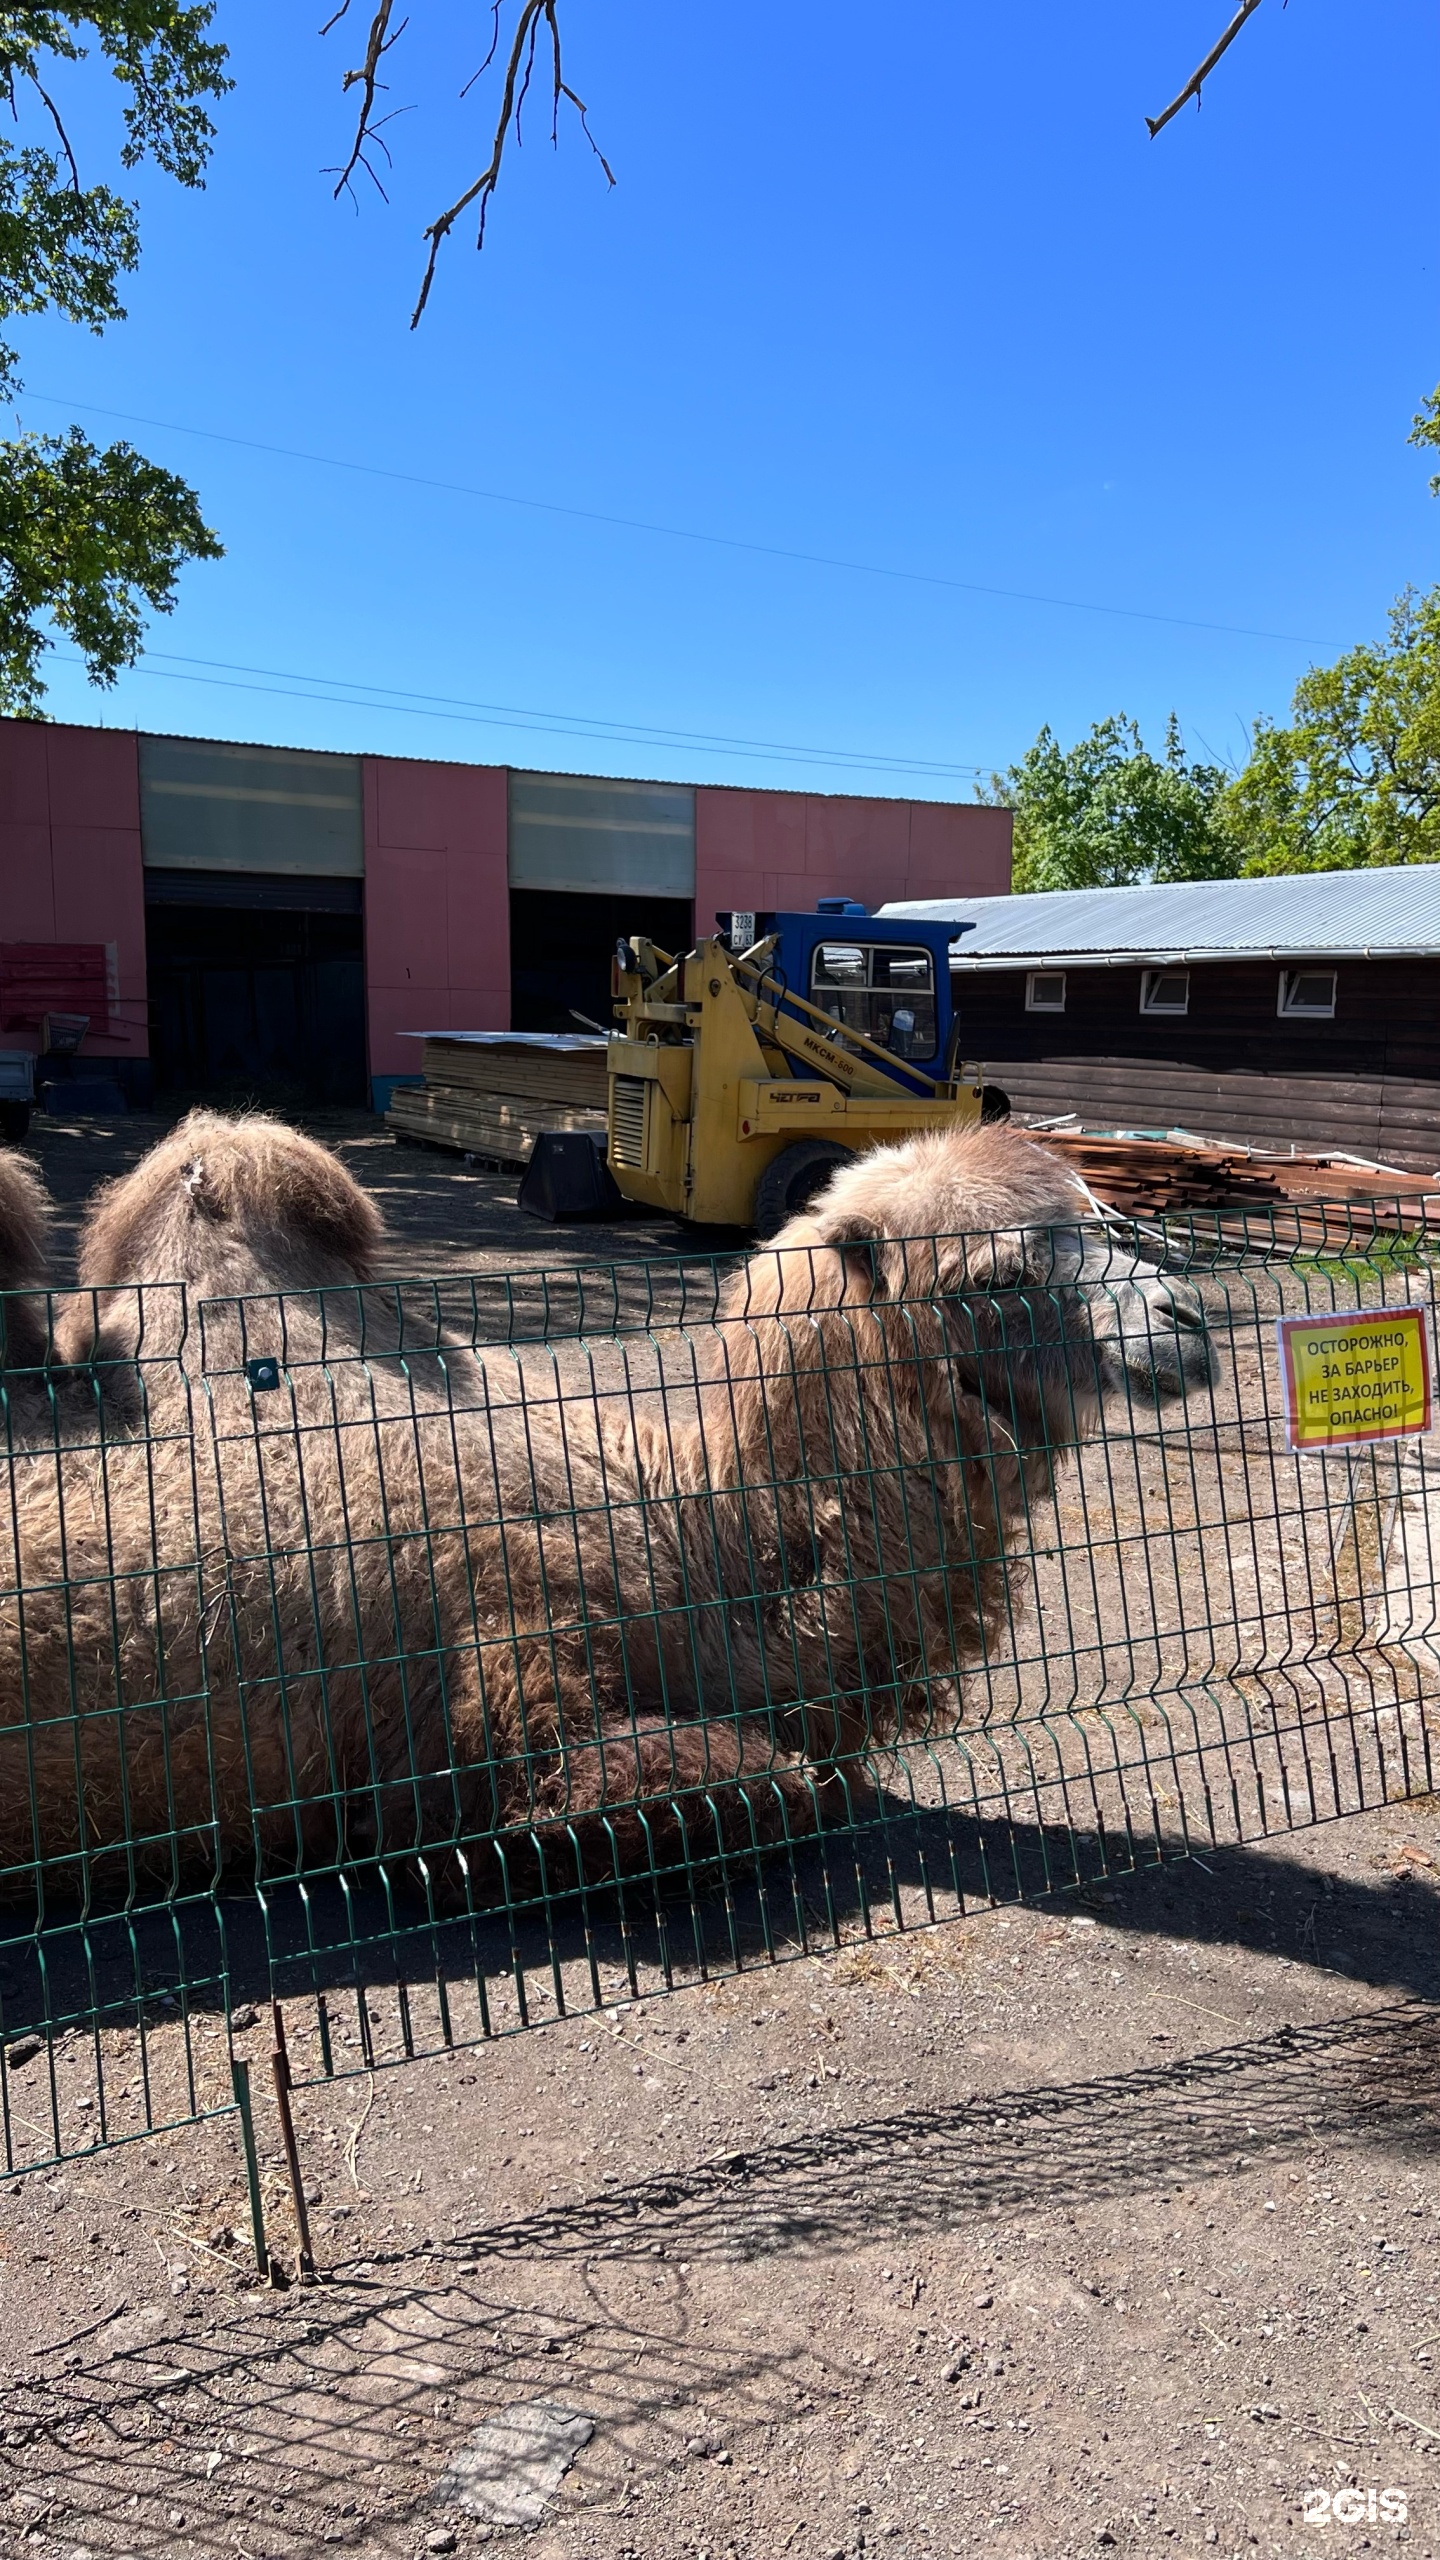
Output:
top-left (0, 1286), bottom-right (237, 2175)
top-left (2, 1209), bottom-right (1438, 2176)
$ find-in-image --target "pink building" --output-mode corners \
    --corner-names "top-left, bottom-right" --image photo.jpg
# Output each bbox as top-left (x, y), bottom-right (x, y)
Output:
top-left (0, 718), bottom-right (1011, 1109)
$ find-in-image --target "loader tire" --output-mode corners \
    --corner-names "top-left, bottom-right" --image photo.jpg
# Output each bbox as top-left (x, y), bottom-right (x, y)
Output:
top-left (752, 1139), bottom-right (852, 1239)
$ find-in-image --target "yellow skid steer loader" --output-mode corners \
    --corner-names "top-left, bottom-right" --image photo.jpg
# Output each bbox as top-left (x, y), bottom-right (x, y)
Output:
top-left (601, 899), bottom-right (995, 1233)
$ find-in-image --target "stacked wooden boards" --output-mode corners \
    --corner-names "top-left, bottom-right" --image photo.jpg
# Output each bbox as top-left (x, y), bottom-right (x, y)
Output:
top-left (1039, 1126), bottom-right (1440, 1253)
top-left (386, 1034), bottom-right (608, 1165)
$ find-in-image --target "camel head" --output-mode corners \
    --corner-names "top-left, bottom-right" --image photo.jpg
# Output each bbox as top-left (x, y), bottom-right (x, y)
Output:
top-left (75, 1111), bottom-right (387, 1297)
top-left (744, 1121), bottom-right (1216, 1416)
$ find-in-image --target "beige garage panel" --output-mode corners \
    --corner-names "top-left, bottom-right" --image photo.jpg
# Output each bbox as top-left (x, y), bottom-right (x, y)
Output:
top-left (508, 770), bottom-right (695, 897)
top-left (140, 735), bottom-right (365, 876)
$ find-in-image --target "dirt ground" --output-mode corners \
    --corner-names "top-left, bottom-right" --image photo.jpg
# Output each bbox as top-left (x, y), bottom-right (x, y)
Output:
top-left (4, 1101), bottom-right (1440, 2560)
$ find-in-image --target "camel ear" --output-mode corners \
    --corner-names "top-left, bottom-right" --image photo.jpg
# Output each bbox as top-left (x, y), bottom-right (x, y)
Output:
top-left (826, 1223), bottom-right (885, 1302)
top-left (812, 1209), bottom-right (893, 1300)
top-left (833, 1223), bottom-right (953, 1306)
top-left (925, 1221), bottom-right (1034, 1302)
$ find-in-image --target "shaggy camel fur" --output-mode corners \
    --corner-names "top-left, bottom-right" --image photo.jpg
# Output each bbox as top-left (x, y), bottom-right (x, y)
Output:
top-left (3, 1112), bottom-right (688, 1891)
top-left (630, 1122), bottom-right (1214, 1802)
top-left (0, 1114), bottom-right (1214, 1897)
top-left (0, 1150), bottom-right (54, 1376)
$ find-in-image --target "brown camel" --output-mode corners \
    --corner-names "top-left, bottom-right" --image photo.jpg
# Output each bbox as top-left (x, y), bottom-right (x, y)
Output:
top-left (632, 1122), bottom-right (1214, 1806)
top-left (0, 1113), bottom-right (1214, 1900)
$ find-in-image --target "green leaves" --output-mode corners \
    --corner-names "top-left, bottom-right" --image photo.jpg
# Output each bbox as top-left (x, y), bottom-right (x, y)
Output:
top-left (1410, 385), bottom-right (1440, 498)
top-left (1224, 587), bottom-right (1440, 875)
top-left (0, 427), bottom-right (221, 713)
top-left (0, 8), bottom-right (230, 709)
top-left (0, 146), bottom-right (141, 384)
top-left (994, 713), bottom-right (1239, 892)
top-left (0, 7), bottom-right (230, 188)
top-left (1001, 573), bottom-right (1440, 888)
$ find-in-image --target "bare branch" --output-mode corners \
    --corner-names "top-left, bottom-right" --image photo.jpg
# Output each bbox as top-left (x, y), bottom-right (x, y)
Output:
top-left (321, 2), bottom-right (613, 318)
top-left (460, 2), bottom-right (506, 101)
top-left (329, 0), bottom-right (407, 201)
top-left (513, 2), bottom-right (541, 148)
top-left (24, 67), bottom-right (81, 194)
top-left (409, 0), bottom-right (613, 329)
top-left (1146, 0), bottom-right (1266, 139)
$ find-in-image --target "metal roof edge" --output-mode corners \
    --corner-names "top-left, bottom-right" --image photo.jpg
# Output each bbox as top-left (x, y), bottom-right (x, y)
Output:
top-left (949, 945), bottom-right (1440, 968)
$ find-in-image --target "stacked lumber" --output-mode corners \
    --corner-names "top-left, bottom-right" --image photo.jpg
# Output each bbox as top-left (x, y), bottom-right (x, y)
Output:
top-left (1037, 1126), bottom-right (1440, 1253)
top-left (386, 1034), bottom-right (608, 1165)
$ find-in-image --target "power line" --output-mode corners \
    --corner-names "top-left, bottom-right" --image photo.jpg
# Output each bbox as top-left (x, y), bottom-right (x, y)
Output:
top-left (20, 388), bottom-right (1309, 646)
top-left (60, 646), bottom-right (990, 784)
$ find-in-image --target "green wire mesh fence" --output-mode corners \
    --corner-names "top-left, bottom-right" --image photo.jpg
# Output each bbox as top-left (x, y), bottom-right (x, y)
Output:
top-left (2, 1205), bottom-right (1438, 2183)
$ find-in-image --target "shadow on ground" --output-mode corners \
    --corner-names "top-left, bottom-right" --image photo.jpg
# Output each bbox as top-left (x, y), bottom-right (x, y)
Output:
top-left (5, 1795), bottom-right (1438, 2041)
top-left (4, 1992), bottom-right (1438, 2560)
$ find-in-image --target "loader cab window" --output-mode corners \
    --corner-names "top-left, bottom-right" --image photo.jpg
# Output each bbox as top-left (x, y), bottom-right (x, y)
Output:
top-left (811, 942), bottom-right (937, 1060)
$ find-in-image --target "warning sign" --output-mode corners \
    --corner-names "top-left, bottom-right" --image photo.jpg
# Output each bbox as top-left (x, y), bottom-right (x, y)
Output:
top-left (1276, 1304), bottom-right (1434, 1451)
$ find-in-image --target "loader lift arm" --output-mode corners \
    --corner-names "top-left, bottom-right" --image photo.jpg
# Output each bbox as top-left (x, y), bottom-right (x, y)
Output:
top-left (605, 904), bottom-right (987, 1230)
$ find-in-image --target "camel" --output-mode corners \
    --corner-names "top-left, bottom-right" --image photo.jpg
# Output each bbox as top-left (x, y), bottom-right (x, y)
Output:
top-left (0, 1113), bottom-right (1215, 1900)
top-left (628, 1123), bottom-right (1215, 1808)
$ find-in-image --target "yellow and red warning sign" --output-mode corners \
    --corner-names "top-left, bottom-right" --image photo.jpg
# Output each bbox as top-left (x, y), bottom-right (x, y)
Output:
top-left (1276, 1304), bottom-right (1434, 1451)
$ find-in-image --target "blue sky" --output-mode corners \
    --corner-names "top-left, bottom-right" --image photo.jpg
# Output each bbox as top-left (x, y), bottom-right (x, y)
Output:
top-left (15, 0), bottom-right (1440, 797)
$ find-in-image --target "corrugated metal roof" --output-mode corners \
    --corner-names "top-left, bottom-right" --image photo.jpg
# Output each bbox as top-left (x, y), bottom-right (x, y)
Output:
top-left (879, 866), bottom-right (1440, 965)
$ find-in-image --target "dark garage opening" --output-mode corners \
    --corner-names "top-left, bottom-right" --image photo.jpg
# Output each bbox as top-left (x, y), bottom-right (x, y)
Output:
top-left (145, 872), bottom-right (367, 1106)
top-left (509, 889), bottom-right (695, 1035)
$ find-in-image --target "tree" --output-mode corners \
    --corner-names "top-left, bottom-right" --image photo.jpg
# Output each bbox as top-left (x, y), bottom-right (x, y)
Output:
top-left (1222, 587), bottom-right (1440, 875)
top-left (0, 8), bottom-right (228, 714)
top-left (990, 715), bottom-right (1239, 893)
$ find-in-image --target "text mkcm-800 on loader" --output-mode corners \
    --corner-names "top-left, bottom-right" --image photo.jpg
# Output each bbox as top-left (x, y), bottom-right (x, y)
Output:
top-left (604, 898), bottom-right (997, 1234)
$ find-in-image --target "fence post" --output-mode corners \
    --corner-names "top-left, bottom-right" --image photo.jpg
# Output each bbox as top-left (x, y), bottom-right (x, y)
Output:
top-left (230, 2057), bottom-right (269, 2279)
top-left (270, 2001), bottom-right (316, 2283)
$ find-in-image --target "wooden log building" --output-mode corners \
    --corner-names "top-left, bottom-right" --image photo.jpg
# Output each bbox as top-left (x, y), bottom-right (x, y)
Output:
top-left (882, 868), bottom-right (1440, 1170)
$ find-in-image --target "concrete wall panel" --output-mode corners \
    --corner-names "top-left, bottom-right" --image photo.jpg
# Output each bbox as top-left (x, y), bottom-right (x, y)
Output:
top-left (362, 758), bottom-right (508, 1090)
top-left (906, 800), bottom-right (1012, 899)
top-left (695, 786), bottom-right (1012, 934)
top-left (0, 724), bottom-right (145, 1058)
top-left (0, 825), bottom-right (57, 941)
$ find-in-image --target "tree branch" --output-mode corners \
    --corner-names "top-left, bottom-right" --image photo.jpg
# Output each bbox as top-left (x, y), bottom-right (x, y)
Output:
top-left (24, 66), bottom-right (82, 195)
top-left (322, 2), bottom-right (612, 324)
top-left (327, 0), bottom-right (406, 201)
top-left (410, 0), bottom-right (612, 326)
top-left (1146, 0), bottom-right (1267, 138)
